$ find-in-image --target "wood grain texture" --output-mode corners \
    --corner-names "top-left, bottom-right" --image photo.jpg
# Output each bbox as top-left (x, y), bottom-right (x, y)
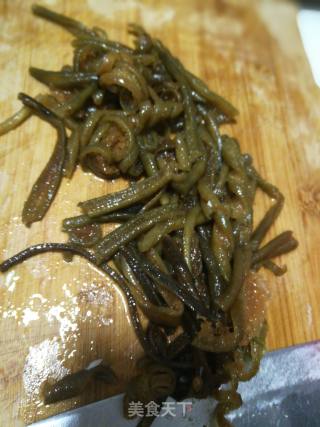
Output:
top-left (0, 0), bottom-right (319, 425)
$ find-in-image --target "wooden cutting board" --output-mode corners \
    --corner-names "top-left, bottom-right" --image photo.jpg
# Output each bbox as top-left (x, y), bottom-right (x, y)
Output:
top-left (0, 0), bottom-right (319, 425)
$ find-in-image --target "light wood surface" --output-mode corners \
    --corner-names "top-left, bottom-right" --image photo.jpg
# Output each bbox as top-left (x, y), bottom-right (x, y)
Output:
top-left (0, 0), bottom-right (319, 425)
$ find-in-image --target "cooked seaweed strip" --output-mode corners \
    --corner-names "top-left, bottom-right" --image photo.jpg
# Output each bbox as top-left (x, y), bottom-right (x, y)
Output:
top-left (18, 93), bottom-right (67, 226)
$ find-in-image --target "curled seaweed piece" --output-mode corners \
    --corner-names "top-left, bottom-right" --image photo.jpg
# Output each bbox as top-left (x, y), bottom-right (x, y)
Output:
top-left (80, 170), bottom-right (172, 217)
top-left (95, 204), bottom-right (185, 263)
top-left (30, 67), bottom-right (98, 88)
top-left (120, 255), bottom-right (183, 327)
top-left (18, 93), bottom-right (67, 226)
top-left (251, 231), bottom-right (298, 266)
top-left (44, 359), bottom-right (117, 404)
top-left (0, 105), bottom-right (32, 136)
top-left (32, 4), bottom-right (98, 36)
